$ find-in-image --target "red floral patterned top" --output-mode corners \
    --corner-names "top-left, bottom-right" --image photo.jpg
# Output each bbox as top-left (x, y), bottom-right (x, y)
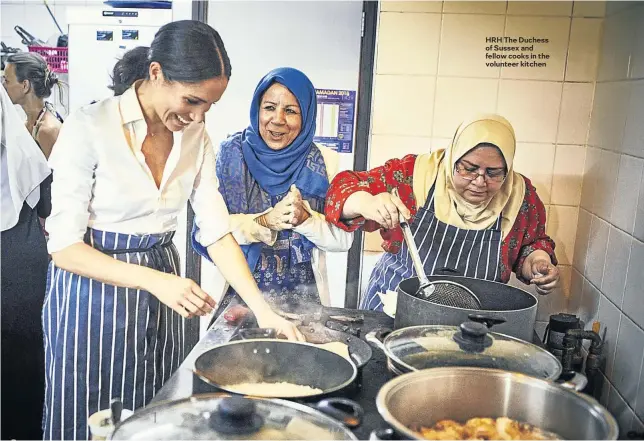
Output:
top-left (324, 154), bottom-right (557, 284)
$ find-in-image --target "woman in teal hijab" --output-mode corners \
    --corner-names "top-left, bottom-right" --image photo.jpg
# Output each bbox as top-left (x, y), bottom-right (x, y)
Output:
top-left (193, 67), bottom-right (352, 313)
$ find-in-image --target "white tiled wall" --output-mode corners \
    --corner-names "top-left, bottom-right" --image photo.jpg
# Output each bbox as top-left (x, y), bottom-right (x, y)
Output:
top-left (570, 2), bottom-right (644, 436)
top-left (364, 1), bottom-right (606, 321)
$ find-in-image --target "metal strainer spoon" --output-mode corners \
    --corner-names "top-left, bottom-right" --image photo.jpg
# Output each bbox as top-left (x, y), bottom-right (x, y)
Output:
top-left (393, 191), bottom-right (481, 310)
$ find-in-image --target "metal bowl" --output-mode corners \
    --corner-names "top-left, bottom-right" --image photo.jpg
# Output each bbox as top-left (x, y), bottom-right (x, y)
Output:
top-left (376, 367), bottom-right (618, 440)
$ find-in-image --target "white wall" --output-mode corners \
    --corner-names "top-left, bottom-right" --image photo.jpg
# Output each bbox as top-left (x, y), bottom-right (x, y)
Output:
top-left (198, 0), bottom-right (364, 310)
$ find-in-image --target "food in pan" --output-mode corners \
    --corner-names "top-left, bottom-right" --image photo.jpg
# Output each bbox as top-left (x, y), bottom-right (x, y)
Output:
top-left (316, 341), bottom-right (351, 360)
top-left (220, 381), bottom-right (324, 397)
top-left (413, 417), bottom-right (561, 440)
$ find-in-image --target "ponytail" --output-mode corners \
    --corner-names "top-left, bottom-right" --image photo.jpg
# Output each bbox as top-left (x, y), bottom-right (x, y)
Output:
top-left (109, 46), bottom-right (150, 96)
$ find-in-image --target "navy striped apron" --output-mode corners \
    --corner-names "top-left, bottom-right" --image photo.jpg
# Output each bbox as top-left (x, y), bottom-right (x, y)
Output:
top-left (361, 184), bottom-right (503, 311)
top-left (42, 229), bottom-right (185, 440)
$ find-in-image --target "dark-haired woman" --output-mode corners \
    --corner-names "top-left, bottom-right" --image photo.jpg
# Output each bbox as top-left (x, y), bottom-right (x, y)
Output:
top-left (1, 86), bottom-right (52, 440)
top-left (43, 20), bottom-right (302, 440)
top-left (3, 52), bottom-right (64, 159)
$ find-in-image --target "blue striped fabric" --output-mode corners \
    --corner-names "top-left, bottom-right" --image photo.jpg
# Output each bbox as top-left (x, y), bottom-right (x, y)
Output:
top-left (42, 229), bottom-right (185, 440)
top-left (360, 185), bottom-right (503, 311)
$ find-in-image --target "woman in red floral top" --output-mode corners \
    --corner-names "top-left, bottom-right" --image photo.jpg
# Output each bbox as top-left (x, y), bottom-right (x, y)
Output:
top-left (325, 114), bottom-right (559, 311)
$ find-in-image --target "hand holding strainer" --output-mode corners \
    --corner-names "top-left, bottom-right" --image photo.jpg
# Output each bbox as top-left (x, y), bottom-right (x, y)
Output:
top-left (391, 188), bottom-right (482, 310)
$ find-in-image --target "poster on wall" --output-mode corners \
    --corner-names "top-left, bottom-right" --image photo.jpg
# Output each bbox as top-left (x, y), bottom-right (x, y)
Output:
top-left (313, 89), bottom-right (356, 154)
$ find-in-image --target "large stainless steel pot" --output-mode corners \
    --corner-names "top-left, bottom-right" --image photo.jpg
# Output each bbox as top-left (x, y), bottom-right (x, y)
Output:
top-left (396, 275), bottom-right (537, 341)
top-left (375, 368), bottom-right (618, 440)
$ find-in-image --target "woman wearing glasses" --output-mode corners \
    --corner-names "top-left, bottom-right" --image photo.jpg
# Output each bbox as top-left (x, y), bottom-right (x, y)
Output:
top-left (324, 114), bottom-right (559, 311)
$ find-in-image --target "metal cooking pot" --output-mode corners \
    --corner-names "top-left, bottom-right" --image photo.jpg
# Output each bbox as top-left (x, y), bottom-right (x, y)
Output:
top-left (374, 368), bottom-right (618, 440)
top-left (193, 339), bottom-right (358, 401)
top-left (396, 275), bottom-right (537, 341)
top-left (366, 321), bottom-right (563, 382)
top-left (109, 394), bottom-right (361, 440)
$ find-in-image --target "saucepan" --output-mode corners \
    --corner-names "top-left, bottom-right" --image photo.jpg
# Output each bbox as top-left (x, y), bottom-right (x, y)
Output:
top-left (365, 318), bottom-right (590, 393)
top-left (371, 367), bottom-right (618, 440)
top-left (395, 273), bottom-right (538, 342)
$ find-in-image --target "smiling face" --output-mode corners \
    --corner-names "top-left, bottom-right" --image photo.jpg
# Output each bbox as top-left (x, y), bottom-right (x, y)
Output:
top-left (258, 83), bottom-right (302, 150)
top-left (149, 62), bottom-right (229, 132)
top-left (452, 145), bottom-right (507, 203)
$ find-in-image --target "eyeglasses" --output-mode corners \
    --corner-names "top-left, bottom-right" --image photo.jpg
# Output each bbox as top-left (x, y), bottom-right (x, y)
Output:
top-left (454, 161), bottom-right (506, 183)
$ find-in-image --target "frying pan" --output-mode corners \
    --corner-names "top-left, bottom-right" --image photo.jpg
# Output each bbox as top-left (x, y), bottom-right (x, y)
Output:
top-left (193, 339), bottom-right (358, 401)
top-left (237, 325), bottom-right (373, 370)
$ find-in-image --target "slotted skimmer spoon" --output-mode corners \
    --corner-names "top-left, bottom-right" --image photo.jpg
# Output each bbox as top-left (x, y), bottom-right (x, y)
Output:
top-left (392, 190), bottom-right (482, 310)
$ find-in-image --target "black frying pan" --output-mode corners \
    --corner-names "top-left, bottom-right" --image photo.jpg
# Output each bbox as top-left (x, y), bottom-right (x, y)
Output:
top-left (194, 339), bottom-right (358, 400)
top-left (237, 325), bottom-right (373, 370)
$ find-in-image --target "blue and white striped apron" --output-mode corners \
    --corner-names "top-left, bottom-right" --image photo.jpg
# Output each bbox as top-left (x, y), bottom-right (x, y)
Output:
top-left (42, 229), bottom-right (185, 440)
top-left (361, 184), bottom-right (503, 311)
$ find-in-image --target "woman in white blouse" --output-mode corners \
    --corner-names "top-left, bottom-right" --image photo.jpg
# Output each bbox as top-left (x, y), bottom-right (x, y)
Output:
top-left (43, 21), bottom-right (302, 441)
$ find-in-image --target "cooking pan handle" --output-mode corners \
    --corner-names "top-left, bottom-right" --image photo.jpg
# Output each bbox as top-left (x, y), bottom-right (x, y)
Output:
top-left (369, 428), bottom-right (398, 440)
top-left (237, 328), bottom-right (284, 340)
top-left (467, 314), bottom-right (506, 329)
top-left (314, 398), bottom-right (363, 428)
top-left (365, 328), bottom-right (391, 352)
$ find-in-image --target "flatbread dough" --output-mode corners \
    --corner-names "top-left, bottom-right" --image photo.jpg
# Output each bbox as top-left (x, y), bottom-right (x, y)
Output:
top-left (220, 382), bottom-right (323, 397)
top-left (316, 341), bottom-right (351, 360)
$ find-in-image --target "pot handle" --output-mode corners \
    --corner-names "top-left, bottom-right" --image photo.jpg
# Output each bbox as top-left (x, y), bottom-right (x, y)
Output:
top-left (314, 398), bottom-right (363, 428)
top-left (556, 372), bottom-right (588, 392)
top-left (370, 428), bottom-right (398, 440)
top-left (237, 328), bottom-right (282, 340)
top-left (365, 328), bottom-right (391, 352)
top-left (467, 314), bottom-right (507, 329)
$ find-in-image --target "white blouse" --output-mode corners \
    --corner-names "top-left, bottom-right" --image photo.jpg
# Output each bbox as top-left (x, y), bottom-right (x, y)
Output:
top-left (1, 87), bottom-right (51, 232)
top-left (46, 85), bottom-right (230, 253)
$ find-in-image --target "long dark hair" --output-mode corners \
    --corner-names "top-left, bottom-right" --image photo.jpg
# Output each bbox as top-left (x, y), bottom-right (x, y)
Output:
top-left (7, 52), bottom-right (59, 99)
top-left (109, 20), bottom-right (231, 96)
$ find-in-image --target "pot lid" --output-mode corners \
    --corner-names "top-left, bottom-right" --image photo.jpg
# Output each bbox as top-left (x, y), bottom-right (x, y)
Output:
top-left (383, 322), bottom-right (562, 380)
top-left (109, 394), bottom-right (357, 440)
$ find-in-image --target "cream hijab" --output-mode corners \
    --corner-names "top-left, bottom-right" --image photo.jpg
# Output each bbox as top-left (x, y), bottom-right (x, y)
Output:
top-left (411, 114), bottom-right (525, 238)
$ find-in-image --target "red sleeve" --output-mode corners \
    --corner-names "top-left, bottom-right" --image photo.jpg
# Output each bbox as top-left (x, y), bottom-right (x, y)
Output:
top-left (501, 176), bottom-right (557, 284)
top-left (324, 154), bottom-right (418, 253)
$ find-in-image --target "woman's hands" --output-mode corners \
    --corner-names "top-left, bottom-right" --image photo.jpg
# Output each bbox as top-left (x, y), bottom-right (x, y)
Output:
top-left (522, 250), bottom-right (560, 295)
top-left (344, 191), bottom-right (411, 229)
top-left (147, 272), bottom-right (217, 318)
top-left (259, 185), bottom-right (310, 230)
